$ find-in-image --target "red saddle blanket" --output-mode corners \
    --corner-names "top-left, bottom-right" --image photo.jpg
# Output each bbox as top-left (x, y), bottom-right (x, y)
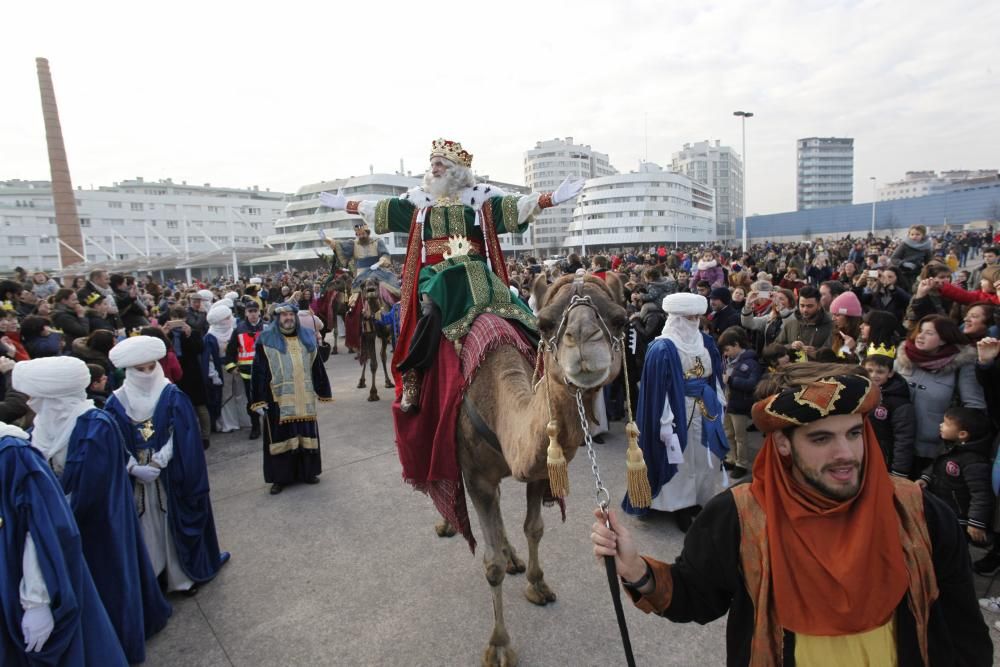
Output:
top-left (393, 315), bottom-right (536, 551)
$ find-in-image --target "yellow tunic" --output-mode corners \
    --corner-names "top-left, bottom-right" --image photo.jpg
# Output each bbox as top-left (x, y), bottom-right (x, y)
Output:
top-left (794, 617), bottom-right (897, 666)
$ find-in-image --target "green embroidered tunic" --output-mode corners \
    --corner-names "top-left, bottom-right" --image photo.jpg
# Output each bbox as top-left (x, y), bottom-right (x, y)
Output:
top-left (371, 193), bottom-right (538, 340)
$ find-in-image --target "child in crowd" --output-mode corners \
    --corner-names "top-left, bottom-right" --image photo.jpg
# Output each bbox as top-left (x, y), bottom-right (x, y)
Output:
top-left (920, 407), bottom-right (994, 545)
top-left (718, 327), bottom-right (762, 480)
top-left (85, 362), bottom-right (109, 409)
top-left (862, 350), bottom-right (915, 474)
top-left (760, 343), bottom-right (791, 371)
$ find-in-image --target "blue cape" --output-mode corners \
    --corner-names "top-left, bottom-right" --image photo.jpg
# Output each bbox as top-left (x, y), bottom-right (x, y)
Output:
top-left (105, 385), bottom-right (225, 583)
top-left (56, 409), bottom-right (171, 662)
top-left (0, 435), bottom-right (128, 667)
top-left (622, 335), bottom-right (728, 516)
top-left (258, 319), bottom-right (317, 354)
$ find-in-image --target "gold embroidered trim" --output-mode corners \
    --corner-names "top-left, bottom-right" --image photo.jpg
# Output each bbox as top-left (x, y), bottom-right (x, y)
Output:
top-left (430, 206), bottom-right (448, 237)
top-left (447, 204), bottom-right (466, 236)
top-left (268, 435), bottom-right (319, 456)
top-left (398, 209), bottom-right (423, 327)
top-left (374, 199), bottom-right (391, 234)
top-left (425, 237), bottom-right (482, 257)
top-left (501, 195), bottom-right (519, 234)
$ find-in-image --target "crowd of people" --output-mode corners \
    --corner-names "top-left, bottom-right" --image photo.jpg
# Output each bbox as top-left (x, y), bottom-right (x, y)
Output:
top-left (3, 219), bottom-right (999, 661)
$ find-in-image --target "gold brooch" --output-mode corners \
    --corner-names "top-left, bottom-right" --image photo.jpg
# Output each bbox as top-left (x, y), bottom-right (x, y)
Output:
top-left (139, 420), bottom-right (156, 442)
top-left (444, 235), bottom-right (471, 259)
top-left (435, 195), bottom-right (461, 207)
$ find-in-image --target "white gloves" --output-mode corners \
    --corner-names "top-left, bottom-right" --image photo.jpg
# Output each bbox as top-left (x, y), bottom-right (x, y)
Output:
top-left (551, 177), bottom-right (586, 205)
top-left (212, 376), bottom-right (223, 386)
top-left (131, 465), bottom-right (161, 483)
top-left (22, 605), bottom-right (54, 653)
top-left (318, 228), bottom-right (327, 241)
top-left (0, 356), bottom-right (15, 374)
top-left (377, 256), bottom-right (392, 268)
top-left (318, 191), bottom-right (347, 211)
top-left (254, 406), bottom-right (267, 416)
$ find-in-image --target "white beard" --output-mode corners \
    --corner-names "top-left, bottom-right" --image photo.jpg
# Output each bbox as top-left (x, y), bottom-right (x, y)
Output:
top-left (424, 173), bottom-right (455, 199)
top-left (114, 364), bottom-right (170, 422)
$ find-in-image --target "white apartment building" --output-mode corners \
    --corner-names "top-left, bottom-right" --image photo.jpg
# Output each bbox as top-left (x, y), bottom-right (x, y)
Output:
top-left (670, 140), bottom-right (742, 240)
top-left (0, 178), bottom-right (285, 273)
top-left (524, 137), bottom-right (616, 254)
top-left (797, 137), bottom-right (854, 210)
top-left (565, 162), bottom-right (716, 253)
top-left (879, 170), bottom-right (999, 201)
top-left (260, 173), bottom-right (533, 264)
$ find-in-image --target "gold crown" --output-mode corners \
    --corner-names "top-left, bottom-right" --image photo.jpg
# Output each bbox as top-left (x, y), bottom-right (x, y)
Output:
top-left (866, 342), bottom-right (896, 359)
top-left (430, 138), bottom-right (473, 168)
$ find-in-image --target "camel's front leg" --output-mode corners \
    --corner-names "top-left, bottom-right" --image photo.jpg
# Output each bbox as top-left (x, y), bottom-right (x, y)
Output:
top-left (523, 479), bottom-right (556, 605)
top-left (466, 474), bottom-right (518, 667)
top-left (367, 346), bottom-right (379, 401)
top-left (381, 333), bottom-right (394, 388)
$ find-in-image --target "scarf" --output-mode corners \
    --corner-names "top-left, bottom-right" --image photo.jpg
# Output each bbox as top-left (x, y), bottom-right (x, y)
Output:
top-left (696, 259), bottom-right (717, 272)
top-left (114, 364), bottom-right (170, 422)
top-left (657, 314), bottom-right (706, 358)
top-left (27, 393), bottom-right (94, 475)
top-left (749, 420), bottom-right (909, 636)
top-left (208, 315), bottom-right (235, 349)
top-left (902, 339), bottom-right (959, 371)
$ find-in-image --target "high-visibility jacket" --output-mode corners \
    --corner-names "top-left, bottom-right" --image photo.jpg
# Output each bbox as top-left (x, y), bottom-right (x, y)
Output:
top-left (226, 331), bottom-right (260, 380)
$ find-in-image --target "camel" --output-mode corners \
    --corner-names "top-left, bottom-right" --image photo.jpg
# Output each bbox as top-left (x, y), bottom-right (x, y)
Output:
top-left (316, 275), bottom-right (351, 355)
top-left (452, 273), bottom-right (627, 667)
top-left (356, 276), bottom-right (394, 401)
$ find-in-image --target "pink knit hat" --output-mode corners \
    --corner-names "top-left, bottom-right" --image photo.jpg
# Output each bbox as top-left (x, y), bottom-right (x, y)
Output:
top-left (829, 291), bottom-right (862, 317)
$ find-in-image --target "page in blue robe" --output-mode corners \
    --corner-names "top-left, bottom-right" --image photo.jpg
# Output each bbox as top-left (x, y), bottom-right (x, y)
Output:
top-left (203, 335), bottom-right (224, 421)
top-left (105, 386), bottom-right (226, 583)
top-left (623, 334), bottom-right (725, 516)
top-left (0, 435), bottom-right (128, 667)
top-left (58, 409), bottom-right (171, 662)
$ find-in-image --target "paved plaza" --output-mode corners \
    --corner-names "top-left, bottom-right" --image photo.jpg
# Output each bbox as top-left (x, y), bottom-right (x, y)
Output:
top-left (145, 350), bottom-right (998, 666)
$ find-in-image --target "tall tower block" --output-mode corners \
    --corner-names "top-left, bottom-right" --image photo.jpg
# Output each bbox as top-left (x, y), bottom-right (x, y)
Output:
top-left (35, 57), bottom-right (85, 268)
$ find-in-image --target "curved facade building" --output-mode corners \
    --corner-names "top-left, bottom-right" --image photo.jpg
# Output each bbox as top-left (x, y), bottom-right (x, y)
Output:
top-left (565, 163), bottom-right (716, 253)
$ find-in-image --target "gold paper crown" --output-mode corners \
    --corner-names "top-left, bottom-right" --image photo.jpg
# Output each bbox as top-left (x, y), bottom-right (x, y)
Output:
top-left (866, 342), bottom-right (896, 359)
top-left (430, 138), bottom-right (473, 168)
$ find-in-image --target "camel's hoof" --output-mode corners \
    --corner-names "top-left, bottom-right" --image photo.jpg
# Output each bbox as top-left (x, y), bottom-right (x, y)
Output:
top-left (435, 520), bottom-right (457, 538)
top-left (483, 644), bottom-right (518, 667)
top-left (357, 380), bottom-right (366, 389)
top-left (506, 554), bottom-right (526, 575)
top-left (368, 393), bottom-right (379, 402)
top-left (385, 381), bottom-right (395, 389)
top-left (524, 581), bottom-right (556, 606)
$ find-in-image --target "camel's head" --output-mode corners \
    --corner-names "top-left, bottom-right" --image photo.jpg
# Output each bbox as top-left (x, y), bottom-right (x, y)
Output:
top-left (534, 273), bottom-right (627, 389)
top-left (363, 277), bottom-right (380, 301)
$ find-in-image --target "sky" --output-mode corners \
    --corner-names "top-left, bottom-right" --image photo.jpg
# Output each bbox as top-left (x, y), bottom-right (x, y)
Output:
top-left (2, 0), bottom-right (998, 215)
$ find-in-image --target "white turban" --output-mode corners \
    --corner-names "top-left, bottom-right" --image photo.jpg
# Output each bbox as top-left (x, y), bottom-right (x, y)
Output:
top-left (249, 277), bottom-right (262, 285)
top-left (13, 356), bottom-right (91, 398)
top-left (207, 303), bottom-right (232, 324)
top-left (224, 291), bottom-right (239, 301)
top-left (218, 298), bottom-right (234, 309)
top-left (109, 335), bottom-right (167, 368)
top-left (662, 293), bottom-right (707, 316)
top-left (196, 289), bottom-right (214, 302)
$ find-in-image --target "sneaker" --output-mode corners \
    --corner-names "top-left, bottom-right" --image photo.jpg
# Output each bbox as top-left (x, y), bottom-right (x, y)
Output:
top-left (974, 551), bottom-right (1000, 576)
top-left (979, 596), bottom-right (1000, 613)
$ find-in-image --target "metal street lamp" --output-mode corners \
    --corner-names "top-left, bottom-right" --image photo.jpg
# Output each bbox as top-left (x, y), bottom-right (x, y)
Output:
top-left (869, 177), bottom-right (877, 236)
top-left (733, 110), bottom-right (754, 251)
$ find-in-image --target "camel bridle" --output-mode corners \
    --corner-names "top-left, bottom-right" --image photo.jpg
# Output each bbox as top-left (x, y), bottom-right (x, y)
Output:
top-left (543, 277), bottom-right (622, 364)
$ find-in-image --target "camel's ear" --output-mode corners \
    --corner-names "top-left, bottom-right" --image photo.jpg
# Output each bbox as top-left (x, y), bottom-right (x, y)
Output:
top-left (532, 273), bottom-right (549, 309)
top-left (604, 272), bottom-right (625, 307)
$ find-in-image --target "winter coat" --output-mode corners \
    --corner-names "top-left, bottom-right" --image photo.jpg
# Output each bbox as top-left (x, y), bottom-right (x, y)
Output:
top-left (631, 302), bottom-right (666, 371)
top-left (50, 302), bottom-right (90, 347)
top-left (868, 373), bottom-right (917, 475)
top-left (709, 305), bottom-right (741, 338)
top-left (724, 349), bottom-right (762, 415)
top-left (689, 263), bottom-right (726, 290)
top-left (924, 433), bottom-right (995, 530)
top-left (114, 288), bottom-right (149, 331)
top-left (641, 278), bottom-right (678, 304)
top-left (775, 309), bottom-right (834, 352)
top-left (937, 281), bottom-right (1000, 306)
top-left (860, 285), bottom-right (911, 332)
top-left (894, 345), bottom-right (987, 459)
top-left (740, 307), bottom-right (794, 350)
top-left (891, 238), bottom-right (933, 276)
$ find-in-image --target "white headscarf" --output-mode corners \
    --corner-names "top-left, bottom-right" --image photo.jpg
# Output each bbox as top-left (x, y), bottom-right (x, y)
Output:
top-left (12, 357), bottom-right (94, 474)
top-left (207, 304), bottom-right (235, 348)
top-left (657, 293), bottom-right (708, 358)
top-left (114, 363), bottom-right (170, 422)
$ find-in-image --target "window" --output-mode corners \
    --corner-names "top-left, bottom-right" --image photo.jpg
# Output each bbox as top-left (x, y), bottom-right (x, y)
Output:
top-left (39, 236), bottom-right (52, 244)
top-left (9, 237), bottom-right (25, 245)
top-left (166, 220), bottom-right (179, 228)
top-left (246, 207), bottom-right (261, 215)
top-left (208, 205), bottom-right (223, 213)
top-left (130, 202), bottom-right (144, 211)
top-left (80, 218), bottom-right (91, 227)
top-left (168, 236), bottom-right (181, 245)
top-left (108, 201), bottom-right (122, 209)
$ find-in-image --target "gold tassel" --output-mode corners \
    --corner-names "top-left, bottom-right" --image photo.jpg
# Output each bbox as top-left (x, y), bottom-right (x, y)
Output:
top-left (624, 421), bottom-right (652, 508)
top-left (545, 420), bottom-right (569, 499)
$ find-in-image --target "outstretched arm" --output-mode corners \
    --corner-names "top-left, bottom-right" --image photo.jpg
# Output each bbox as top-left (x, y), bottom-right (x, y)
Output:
top-left (492, 177), bottom-right (586, 234)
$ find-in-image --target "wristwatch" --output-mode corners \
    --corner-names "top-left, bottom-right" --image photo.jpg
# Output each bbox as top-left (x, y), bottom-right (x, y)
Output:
top-left (621, 562), bottom-right (653, 591)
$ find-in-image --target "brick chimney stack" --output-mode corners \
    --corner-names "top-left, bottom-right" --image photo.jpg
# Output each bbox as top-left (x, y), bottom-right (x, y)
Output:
top-left (36, 57), bottom-right (85, 268)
